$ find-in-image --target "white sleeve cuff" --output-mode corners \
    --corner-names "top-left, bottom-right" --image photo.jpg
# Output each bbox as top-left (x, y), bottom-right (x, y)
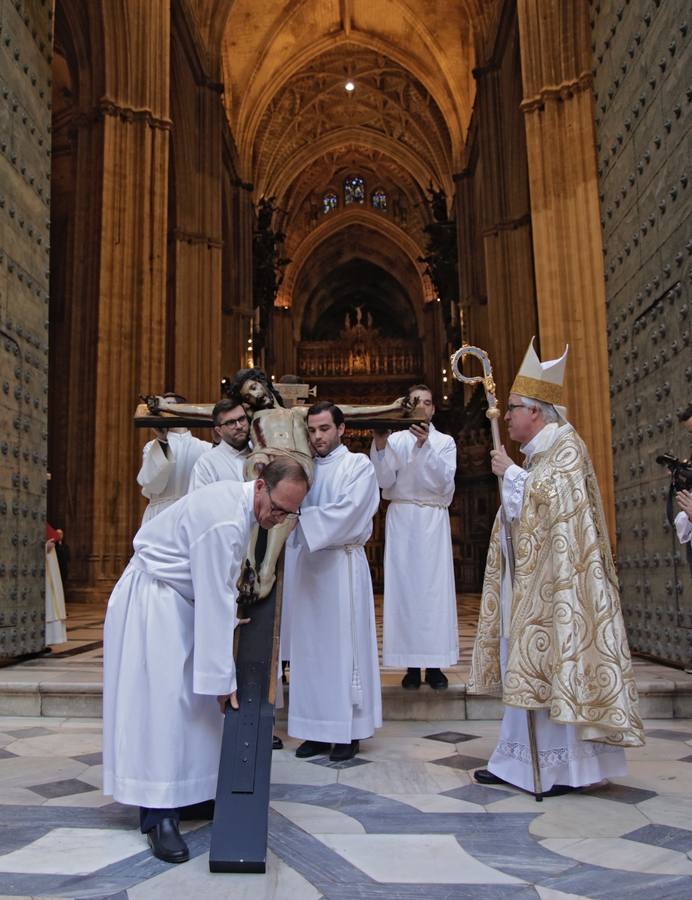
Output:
top-left (502, 464), bottom-right (528, 520)
top-left (193, 672), bottom-right (237, 697)
top-left (675, 510), bottom-right (692, 544)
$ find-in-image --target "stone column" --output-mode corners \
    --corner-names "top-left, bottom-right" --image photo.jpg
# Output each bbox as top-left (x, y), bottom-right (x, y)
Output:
top-left (168, 23), bottom-right (225, 397)
top-left (455, 162), bottom-right (489, 351)
top-left (419, 300), bottom-right (445, 402)
top-left (471, 20), bottom-right (538, 425)
top-left (221, 176), bottom-right (252, 377)
top-left (220, 168), bottom-right (254, 378)
top-left (271, 309), bottom-right (297, 379)
top-left (517, 0), bottom-right (615, 532)
top-left (73, 1), bottom-right (171, 595)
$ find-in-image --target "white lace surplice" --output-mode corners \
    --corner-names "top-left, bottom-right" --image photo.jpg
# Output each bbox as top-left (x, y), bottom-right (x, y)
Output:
top-left (488, 639), bottom-right (627, 790)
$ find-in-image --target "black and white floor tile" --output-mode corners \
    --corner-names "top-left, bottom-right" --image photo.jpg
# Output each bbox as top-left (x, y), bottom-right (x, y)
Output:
top-left (0, 717), bottom-right (691, 898)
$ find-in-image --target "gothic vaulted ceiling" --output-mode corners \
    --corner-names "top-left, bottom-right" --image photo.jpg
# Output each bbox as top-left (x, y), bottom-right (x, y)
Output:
top-left (199, 0), bottom-right (482, 321)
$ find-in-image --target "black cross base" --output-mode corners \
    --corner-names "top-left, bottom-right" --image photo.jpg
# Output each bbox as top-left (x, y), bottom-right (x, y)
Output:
top-left (209, 534), bottom-right (282, 873)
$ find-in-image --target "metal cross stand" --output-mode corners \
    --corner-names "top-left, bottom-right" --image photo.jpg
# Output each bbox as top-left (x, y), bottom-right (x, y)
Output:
top-left (451, 344), bottom-right (543, 802)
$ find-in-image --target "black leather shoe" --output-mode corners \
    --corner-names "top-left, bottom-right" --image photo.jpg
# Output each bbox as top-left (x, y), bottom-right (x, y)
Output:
top-left (401, 667), bottom-right (421, 689)
top-left (295, 740), bottom-right (331, 758)
top-left (425, 668), bottom-right (448, 690)
top-left (474, 768), bottom-right (507, 785)
top-left (273, 734), bottom-right (284, 750)
top-left (330, 740), bottom-right (360, 762)
top-left (542, 784), bottom-right (578, 797)
top-left (147, 817), bottom-right (190, 863)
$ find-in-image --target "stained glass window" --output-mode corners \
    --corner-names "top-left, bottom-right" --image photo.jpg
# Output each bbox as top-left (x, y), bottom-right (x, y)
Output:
top-left (323, 191), bottom-right (338, 214)
top-left (371, 188), bottom-right (387, 211)
top-left (344, 175), bottom-right (365, 205)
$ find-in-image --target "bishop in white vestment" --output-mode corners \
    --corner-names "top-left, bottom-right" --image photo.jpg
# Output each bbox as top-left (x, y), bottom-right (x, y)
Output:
top-left (103, 460), bottom-right (308, 863)
top-left (486, 424), bottom-right (629, 791)
top-left (288, 402), bottom-right (382, 761)
top-left (471, 340), bottom-right (643, 794)
top-left (370, 384), bottom-right (458, 688)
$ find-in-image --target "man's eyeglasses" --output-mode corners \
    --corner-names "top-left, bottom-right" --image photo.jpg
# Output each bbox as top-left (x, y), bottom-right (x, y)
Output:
top-left (219, 414), bottom-right (248, 429)
top-left (266, 486), bottom-right (301, 520)
top-left (506, 403), bottom-right (532, 413)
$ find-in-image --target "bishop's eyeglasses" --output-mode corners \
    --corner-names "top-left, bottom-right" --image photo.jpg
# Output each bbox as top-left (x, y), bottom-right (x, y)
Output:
top-left (506, 403), bottom-right (532, 413)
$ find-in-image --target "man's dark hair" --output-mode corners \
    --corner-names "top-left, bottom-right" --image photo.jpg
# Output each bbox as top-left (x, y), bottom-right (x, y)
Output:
top-left (212, 396), bottom-right (247, 426)
top-left (678, 403), bottom-right (692, 423)
top-left (233, 367), bottom-right (285, 407)
top-left (407, 383), bottom-right (433, 400)
top-left (306, 400), bottom-right (344, 427)
top-left (261, 457), bottom-right (309, 490)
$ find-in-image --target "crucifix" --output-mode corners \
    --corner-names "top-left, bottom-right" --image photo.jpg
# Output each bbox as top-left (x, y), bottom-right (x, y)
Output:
top-left (135, 374), bottom-right (427, 870)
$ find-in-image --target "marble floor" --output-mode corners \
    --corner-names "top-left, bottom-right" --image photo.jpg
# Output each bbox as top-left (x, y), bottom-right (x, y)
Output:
top-left (1, 716), bottom-right (692, 898)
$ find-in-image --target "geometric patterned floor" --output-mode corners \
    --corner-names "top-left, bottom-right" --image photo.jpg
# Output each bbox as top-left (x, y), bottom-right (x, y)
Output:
top-left (2, 716), bottom-right (692, 898)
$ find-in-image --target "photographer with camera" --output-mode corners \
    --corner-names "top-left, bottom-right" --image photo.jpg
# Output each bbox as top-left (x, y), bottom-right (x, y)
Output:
top-left (673, 404), bottom-right (692, 545)
top-left (657, 404), bottom-right (692, 550)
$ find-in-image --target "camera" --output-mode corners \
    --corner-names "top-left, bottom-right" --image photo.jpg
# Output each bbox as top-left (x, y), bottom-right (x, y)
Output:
top-left (656, 453), bottom-right (692, 493)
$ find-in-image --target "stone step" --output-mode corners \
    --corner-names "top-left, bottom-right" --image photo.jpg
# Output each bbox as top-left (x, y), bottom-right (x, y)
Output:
top-left (1, 662), bottom-right (691, 719)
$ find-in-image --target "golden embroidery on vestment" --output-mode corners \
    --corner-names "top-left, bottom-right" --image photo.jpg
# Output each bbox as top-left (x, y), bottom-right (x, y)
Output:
top-left (468, 427), bottom-right (644, 747)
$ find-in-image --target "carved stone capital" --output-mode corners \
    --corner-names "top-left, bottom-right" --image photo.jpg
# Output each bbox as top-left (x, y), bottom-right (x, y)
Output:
top-left (481, 213), bottom-right (531, 237)
top-left (75, 98), bottom-right (173, 131)
top-left (472, 62), bottom-right (501, 81)
top-left (169, 227), bottom-right (223, 249)
top-left (520, 71), bottom-right (594, 115)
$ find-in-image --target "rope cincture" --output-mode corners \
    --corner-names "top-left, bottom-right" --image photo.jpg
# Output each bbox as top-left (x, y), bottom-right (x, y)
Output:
top-left (344, 544), bottom-right (364, 707)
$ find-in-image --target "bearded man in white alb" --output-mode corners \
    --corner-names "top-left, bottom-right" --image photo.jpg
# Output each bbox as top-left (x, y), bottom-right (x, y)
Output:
top-left (471, 339), bottom-right (643, 795)
top-left (287, 401), bottom-right (382, 763)
top-left (188, 396), bottom-right (250, 491)
top-left (370, 383), bottom-right (458, 690)
top-left (103, 458), bottom-right (307, 864)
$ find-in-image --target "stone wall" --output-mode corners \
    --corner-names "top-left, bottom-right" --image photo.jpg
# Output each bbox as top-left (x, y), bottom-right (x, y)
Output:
top-left (0, 0), bottom-right (53, 655)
